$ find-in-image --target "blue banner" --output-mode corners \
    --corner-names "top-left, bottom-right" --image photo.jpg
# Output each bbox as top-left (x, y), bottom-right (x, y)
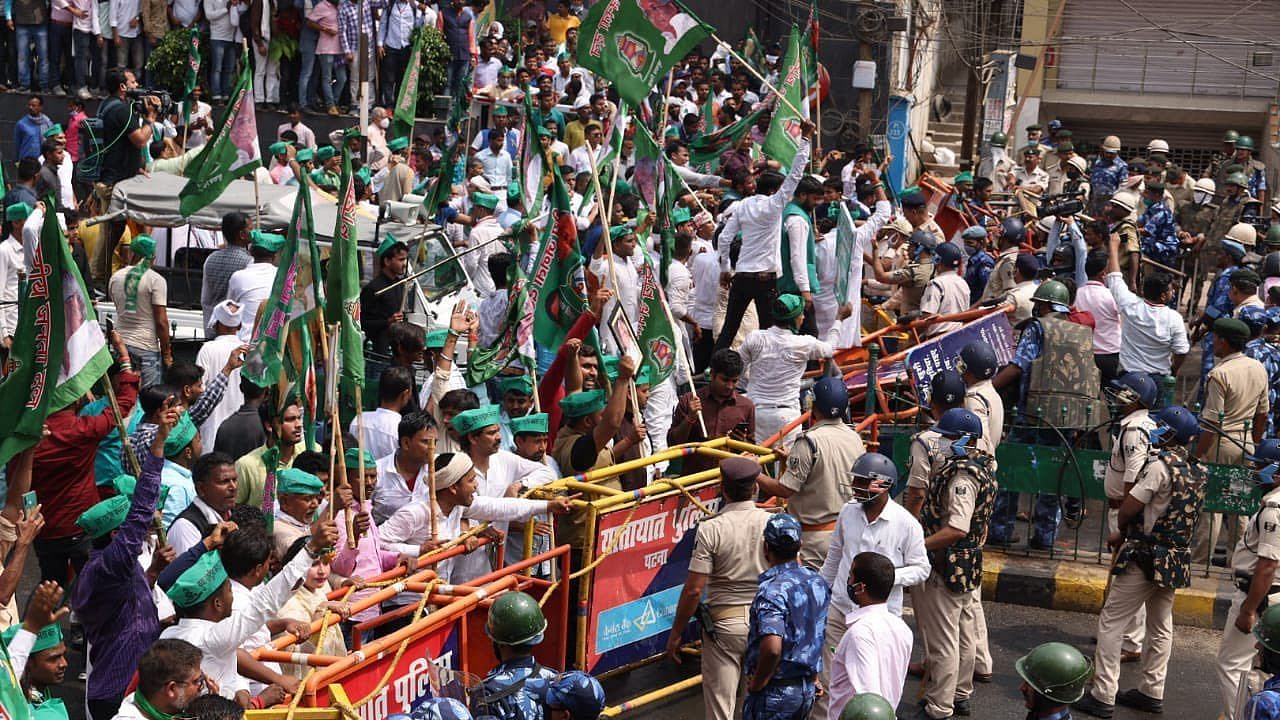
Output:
top-left (905, 312), bottom-right (1015, 407)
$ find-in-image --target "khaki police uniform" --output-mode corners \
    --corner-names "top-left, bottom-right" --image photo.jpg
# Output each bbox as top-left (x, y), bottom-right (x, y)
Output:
top-left (1194, 352), bottom-right (1270, 564)
top-left (918, 218), bottom-right (946, 241)
top-left (779, 418), bottom-right (867, 570)
top-left (1087, 448), bottom-right (1203, 706)
top-left (885, 262), bottom-right (934, 315)
top-left (1217, 485), bottom-right (1280, 720)
top-left (963, 380), bottom-right (1004, 677)
top-left (688, 500), bottom-right (772, 720)
top-left (980, 248), bottom-right (1020, 305)
top-left (1104, 408), bottom-right (1157, 653)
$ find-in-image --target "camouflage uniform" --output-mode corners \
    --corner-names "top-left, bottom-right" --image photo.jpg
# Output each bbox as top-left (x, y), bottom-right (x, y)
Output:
top-left (480, 656), bottom-right (558, 720)
top-left (1206, 194), bottom-right (1255, 265)
top-left (1139, 200), bottom-right (1181, 269)
top-left (1083, 446), bottom-right (1207, 706)
top-left (1244, 676), bottom-right (1280, 720)
top-left (1219, 485), bottom-right (1280, 720)
top-left (744, 559), bottom-right (831, 720)
top-left (1200, 265), bottom-right (1243, 384)
top-left (1244, 337), bottom-right (1280, 437)
top-left (915, 453), bottom-right (998, 719)
top-left (1090, 156), bottom-right (1129, 213)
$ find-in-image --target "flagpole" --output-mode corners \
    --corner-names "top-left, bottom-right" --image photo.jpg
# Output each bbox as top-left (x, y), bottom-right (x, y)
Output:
top-left (711, 34), bottom-right (806, 119)
top-left (102, 376), bottom-right (142, 479)
top-left (529, 363), bottom-right (541, 413)
top-left (655, 283), bottom-right (707, 437)
top-left (426, 436), bottom-right (438, 540)
top-left (354, 382), bottom-right (368, 509)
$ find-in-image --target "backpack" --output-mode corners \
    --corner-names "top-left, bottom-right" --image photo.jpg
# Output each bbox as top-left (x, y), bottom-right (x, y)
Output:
top-left (78, 98), bottom-right (133, 184)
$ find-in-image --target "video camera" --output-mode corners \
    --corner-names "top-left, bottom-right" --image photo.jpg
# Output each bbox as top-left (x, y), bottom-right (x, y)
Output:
top-left (127, 88), bottom-right (177, 118)
top-left (1037, 191), bottom-right (1085, 219)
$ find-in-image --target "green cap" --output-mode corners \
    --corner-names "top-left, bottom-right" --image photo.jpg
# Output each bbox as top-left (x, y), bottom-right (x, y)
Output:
top-left (317, 146), bottom-right (337, 162)
top-left (130, 234), bottom-right (156, 260)
top-left (493, 105), bottom-right (510, 116)
top-left (269, 141), bottom-right (290, 155)
top-left (634, 364), bottom-right (655, 387)
top-left (1254, 605), bottom-right (1280, 653)
top-left (1226, 172), bottom-right (1249, 188)
top-left (1214, 317), bottom-right (1251, 342)
top-left (472, 192), bottom-right (500, 210)
top-left (1014, 642), bottom-right (1093, 704)
top-left (1022, 144), bottom-right (1042, 156)
top-left (426, 328), bottom-right (449, 349)
top-left (342, 127), bottom-right (363, 140)
top-left (536, 126), bottom-right (554, 138)
top-left (376, 235), bottom-right (407, 258)
top-left (609, 225), bottom-right (635, 242)
top-left (508, 181), bottom-right (522, 200)
top-left (251, 230), bottom-right (286, 253)
top-left (671, 207), bottom-right (692, 224)
top-left (452, 404), bottom-right (503, 435)
top-left (163, 412), bottom-right (198, 458)
top-left (344, 447), bottom-right (376, 470)
top-left (5, 203), bottom-right (32, 222)
top-left (166, 551), bottom-right (229, 608)
top-left (498, 375), bottom-right (534, 396)
top-left (296, 148), bottom-right (315, 163)
top-left (485, 590), bottom-right (547, 646)
top-left (775, 293), bottom-right (805, 320)
top-left (388, 136), bottom-right (409, 152)
top-left (43, 123), bottom-right (64, 138)
top-left (356, 167), bottom-right (372, 185)
top-left (277, 467), bottom-right (324, 495)
top-left (112, 473), bottom-right (138, 497)
top-left (1, 622), bottom-right (63, 654)
top-left (601, 355), bottom-right (619, 382)
top-left (75, 495), bottom-right (131, 538)
top-left (510, 412), bottom-right (549, 436)
top-left (953, 171), bottom-right (974, 184)
top-left (560, 390), bottom-right (607, 418)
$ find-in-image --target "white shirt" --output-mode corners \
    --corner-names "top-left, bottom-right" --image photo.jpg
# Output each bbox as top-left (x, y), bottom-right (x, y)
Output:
top-left (464, 216), bottom-right (505, 297)
top-left (1074, 279), bottom-right (1122, 355)
top-left (0, 235), bottom-right (22, 339)
top-left (739, 326), bottom-right (832, 409)
top-left (590, 251), bottom-right (640, 354)
top-left (195, 336), bottom-right (243, 447)
top-left (452, 450), bottom-right (555, 579)
top-left (473, 56), bottom-right (503, 90)
top-left (349, 407), bottom-right (401, 461)
top-left (227, 262), bottom-right (276, 341)
top-left (370, 451), bottom-right (431, 525)
top-left (111, 694), bottom-right (147, 720)
top-left (818, 498), bottom-right (929, 616)
top-left (718, 141), bottom-right (810, 274)
top-left (277, 122), bottom-right (317, 150)
top-left (569, 143), bottom-right (601, 175)
top-left (159, 545), bottom-right (312, 699)
top-left (380, 495), bottom-right (549, 583)
top-left (665, 259), bottom-right (693, 322)
top-left (689, 242), bottom-right (718, 329)
top-left (167, 496), bottom-right (225, 556)
top-left (784, 213), bottom-right (813, 292)
top-left (1106, 271), bottom-right (1189, 374)
top-left (474, 147), bottom-right (514, 188)
top-left (171, 0), bottom-right (200, 26)
top-left (672, 163), bottom-right (723, 189)
top-left (827, 604), bottom-right (913, 713)
top-left (110, 0), bottom-right (141, 37)
top-left (231, 579), bottom-right (282, 694)
top-left (202, 0), bottom-right (242, 42)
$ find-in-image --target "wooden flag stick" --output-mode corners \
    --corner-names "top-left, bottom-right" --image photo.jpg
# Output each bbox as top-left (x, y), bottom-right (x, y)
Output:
top-left (354, 384), bottom-right (368, 508)
top-left (426, 436), bottom-right (438, 540)
top-left (529, 363), bottom-right (541, 413)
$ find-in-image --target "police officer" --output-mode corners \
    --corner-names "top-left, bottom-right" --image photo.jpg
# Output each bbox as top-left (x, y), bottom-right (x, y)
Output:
top-left (1208, 130), bottom-right (1241, 189)
top-left (901, 189), bottom-right (946, 242)
top-left (978, 217), bottom-right (1025, 306)
top-left (979, 131), bottom-right (1013, 190)
top-left (1103, 195), bottom-right (1142, 289)
top-left (912, 408), bottom-right (998, 720)
top-left (869, 230), bottom-right (937, 317)
top-left (1233, 135), bottom-right (1268, 208)
top-left (1206, 173), bottom-right (1255, 272)
top-left (1242, 605), bottom-right (1280, 720)
top-left (1073, 406), bottom-right (1207, 718)
top-left (904, 370), bottom-right (968, 518)
top-left (744, 513), bottom-right (831, 720)
top-left (757, 376), bottom-right (866, 570)
top-left (480, 591), bottom-right (558, 720)
top-left (838, 693), bottom-right (897, 720)
top-left (525, 671), bottom-right (607, 720)
top-left (921, 243), bottom-right (971, 338)
top-left (1217, 438), bottom-right (1280, 720)
top-left (666, 457), bottom-right (772, 720)
top-left (1017, 642), bottom-right (1094, 720)
top-left (412, 698), bottom-right (474, 720)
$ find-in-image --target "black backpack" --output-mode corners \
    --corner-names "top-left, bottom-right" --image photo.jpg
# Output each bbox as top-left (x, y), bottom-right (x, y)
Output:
top-left (78, 97), bottom-right (133, 184)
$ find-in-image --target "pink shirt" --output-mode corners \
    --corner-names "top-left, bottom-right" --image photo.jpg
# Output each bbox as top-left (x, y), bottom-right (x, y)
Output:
top-left (1074, 280), bottom-right (1122, 355)
top-left (66, 111), bottom-right (87, 162)
top-left (308, 1), bottom-right (340, 54)
top-left (330, 499), bottom-right (402, 622)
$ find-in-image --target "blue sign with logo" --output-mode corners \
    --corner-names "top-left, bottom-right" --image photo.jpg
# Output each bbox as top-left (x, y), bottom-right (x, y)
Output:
top-left (594, 585), bottom-right (683, 654)
top-left (906, 312), bottom-right (1015, 407)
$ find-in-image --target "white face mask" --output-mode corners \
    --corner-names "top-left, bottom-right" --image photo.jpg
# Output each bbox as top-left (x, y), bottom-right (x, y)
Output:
top-left (1195, 190), bottom-right (1213, 205)
top-left (379, 118), bottom-right (390, 129)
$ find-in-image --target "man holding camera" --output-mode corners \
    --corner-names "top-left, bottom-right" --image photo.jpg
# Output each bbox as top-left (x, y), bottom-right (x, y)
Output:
top-left (91, 68), bottom-right (160, 286)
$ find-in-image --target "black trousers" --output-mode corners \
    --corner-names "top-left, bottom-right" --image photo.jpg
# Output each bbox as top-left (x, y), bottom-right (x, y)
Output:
top-left (34, 533), bottom-right (91, 586)
top-left (378, 45), bottom-right (411, 108)
top-left (714, 273), bottom-right (777, 352)
top-left (88, 697), bottom-right (124, 720)
top-left (1094, 352), bottom-right (1120, 389)
top-left (691, 326), bottom-right (714, 374)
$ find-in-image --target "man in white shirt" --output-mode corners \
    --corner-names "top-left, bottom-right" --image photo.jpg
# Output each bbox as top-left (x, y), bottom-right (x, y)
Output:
top-left (474, 132), bottom-right (514, 190)
top-left (277, 106), bottom-right (317, 149)
top-left (714, 120), bottom-right (814, 352)
top-left (111, 639), bottom-right (207, 720)
top-left (826, 552), bottom-right (914, 716)
top-left (370, 412), bottom-right (437, 524)
top-left (463, 193), bottom-right (505, 297)
top-left (738, 293), bottom-right (833, 448)
top-left (366, 107), bottom-right (390, 172)
top-left (0, 204), bottom-right (26, 347)
top-left (569, 120), bottom-right (604, 175)
top-left (349, 365), bottom-right (413, 460)
top-left (167, 454), bottom-right (239, 556)
top-left (1105, 232), bottom-right (1189, 377)
top-left (226, 231), bottom-right (282, 341)
top-left (920, 242), bottom-right (972, 338)
top-left (590, 225), bottom-right (642, 354)
top-left (195, 300), bottom-right (249, 445)
top-left (1009, 144), bottom-right (1049, 195)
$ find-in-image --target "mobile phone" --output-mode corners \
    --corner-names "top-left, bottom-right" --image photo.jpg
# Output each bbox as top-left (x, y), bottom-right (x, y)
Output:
top-left (733, 422), bottom-right (750, 435)
top-left (21, 491), bottom-right (37, 515)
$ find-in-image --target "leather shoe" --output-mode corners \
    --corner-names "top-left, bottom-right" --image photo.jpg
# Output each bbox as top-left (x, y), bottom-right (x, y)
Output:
top-left (972, 671), bottom-right (993, 683)
top-left (1072, 693), bottom-right (1115, 718)
top-left (1121, 649), bottom-right (1142, 663)
top-left (952, 697), bottom-right (971, 716)
top-left (1116, 689), bottom-right (1163, 713)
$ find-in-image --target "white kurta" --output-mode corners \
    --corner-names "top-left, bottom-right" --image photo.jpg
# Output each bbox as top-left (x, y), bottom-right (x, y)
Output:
top-left (227, 262), bottom-right (277, 341)
top-left (349, 407), bottom-right (402, 462)
top-left (380, 495), bottom-right (549, 584)
top-left (370, 452), bottom-right (432, 525)
top-left (590, 250), bottom-right (640, 354)
top-left (195, 336), bottom-right (243, 448)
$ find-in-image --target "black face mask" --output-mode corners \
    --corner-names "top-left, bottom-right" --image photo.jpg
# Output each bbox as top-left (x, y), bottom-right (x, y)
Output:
top-left (846, 582), bottom-right (863, 606)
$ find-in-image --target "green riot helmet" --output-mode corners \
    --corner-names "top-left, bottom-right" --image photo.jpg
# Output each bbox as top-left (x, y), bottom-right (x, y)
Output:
top-left (1015, 642), bottom-right (1093, 704)
top-left (484, 591), bottom-right (548, 646)
top-left (838, 693), bottom-right (897, 720)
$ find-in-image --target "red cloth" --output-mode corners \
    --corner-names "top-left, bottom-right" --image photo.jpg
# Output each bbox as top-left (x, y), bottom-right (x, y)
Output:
top-left (537, 310), bottom-right (599, 447)
top-left (1067, 308), bottom-right (1096, 330)
top-left (32, 371), bottom-right (140, 539)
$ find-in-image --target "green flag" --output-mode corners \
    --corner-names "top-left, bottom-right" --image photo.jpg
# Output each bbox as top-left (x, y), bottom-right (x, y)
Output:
top-left (178, 48), bottom-right (261, 215)
top-left (529, 168), bottom-right (588, 351)
top-left (687, 105), bottom-right (764, 168)
top-left (326, 145), bottom-right (365, 399)
top-left (182, 27), bottom-right (201, 125)
top-left (577, 0), bottom-right (713, 106)
top-left (520, 93), bottom-right (552, 214)
top-left (835, 204), bottom-right (856, 305)
top-left (634, 248), bottom-right (678, 385)
top-left (762, 26), bottom-right (810, 171)
top-left (630, 123), bottom-right (664, 210)
top-left (0, 636), bottom-right (31, 720)
top-left (465, 260), bottom-right (532, 386)
top-left (390, 28), bottom-right (425, 142)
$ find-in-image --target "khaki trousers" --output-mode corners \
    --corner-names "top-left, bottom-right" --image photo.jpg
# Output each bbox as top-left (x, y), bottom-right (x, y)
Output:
top-left (1086, 566), bottom-right (1174, 705)
top-left (965, 586), bottom-right (992, 679)
top-left (811, 608), bottom-right (849, 720)
top-left (914, 572), bottom-right (976, 719)
top-left (1108, 508), bottom-right (1147, 652)
top-left (702, 612), bottom-right (751, 720)
top-left (799, 529), bottom-right (834, 573)
top-left (1217, 589), bottom-right (1277, 720)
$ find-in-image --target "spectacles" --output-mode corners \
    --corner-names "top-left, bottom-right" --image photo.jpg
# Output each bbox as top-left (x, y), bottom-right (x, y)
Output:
top-left (177, 674), bottom-right (208, 690)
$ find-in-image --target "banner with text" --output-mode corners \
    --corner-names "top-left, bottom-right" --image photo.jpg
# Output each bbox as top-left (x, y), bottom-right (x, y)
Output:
top-left (905, 312), bottom-right (1015, 408)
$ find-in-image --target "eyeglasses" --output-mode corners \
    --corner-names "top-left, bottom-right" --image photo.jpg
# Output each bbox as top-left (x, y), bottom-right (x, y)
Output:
top-left (176, 673), bottom-right (208, 690)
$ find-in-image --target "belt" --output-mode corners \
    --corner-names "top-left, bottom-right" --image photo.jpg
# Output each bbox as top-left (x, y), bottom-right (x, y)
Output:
top-left (801, 521), bottom-right (836, 532)
top-left (735, 271), bottom-right (776, 279)
top-left (1233, 573), bottom-right (1280, 596)
top-left (708, 605), bottom-right (749, 622)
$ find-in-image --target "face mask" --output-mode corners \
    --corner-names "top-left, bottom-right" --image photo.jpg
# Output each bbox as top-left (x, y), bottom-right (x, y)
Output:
top-left (846, 583), bottom-right (862, 606)
top-left (1195, 191), bottom-right (1213, 205)
top-left (380, 118), bottom-right (390, 129)
top-left (1148, 424), bottom-right (1172, 446)
top-left (950, 434), bottom-right (971, 457)
top-left (1256, 462), bottom-right (1279, 487)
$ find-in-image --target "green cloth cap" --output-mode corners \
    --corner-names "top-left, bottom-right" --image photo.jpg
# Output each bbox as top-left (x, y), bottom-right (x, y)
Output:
top-left (609, 225), bottom-right (635, 242)
top-left (376, 235), bottom-right (407, 257)
top-left (252, 230), bottom-right (286, 252)
top-left (472, 192), bottom-right (500, 210)
top-left (112, 473), bottom-right (137, 497)
top-left (954, 171), bottom-right (974, 184)
top-left (559, 390), bottom-right (607, 418)
top-left (1215, 317), bottom-right (1251, 342)
top-left (130, 234), bottom-right (156, 260)
top-left (317, 146), bottom-right (337, 162)
top-left (166, 551), bottom-right (229, 608)
top-left (342, 127), bottom-right (363, 140)
top-left (5, 202), bottom-right (32, 222)
top-left (776, 293), bottom-right (805, 320)
top-left (163, 412), bottom-right (197, 457)
top-left (388, 136), bottom-right (410, 152)
top-left (452, 404), bottom-right (503, 435)
top-left (498, 375), bottom-right (534, 396)
top-left (493, 105), bottom-right (510, 116)
top-left (634, 363), bottom-right (655, 386)
top-left (43, 123), bottom-right (64, 138)
top-left (296, 148), bottom-right (315, 163)
top-left (277, 467), bottom-right (324, 495)
top-left (508, 181), bottom-right (522, 200)
top-left (356, 167), bottom-right (372, 185)
top-left (1, 622), bottom-right (62, 653)
top-left (426, 328), bottom-right (449, 349)
top-left (672, 207), bottom-right (692, 224)
top-left (536, 126), bottom-right (554, 138)
top-left (344, 447), bottom-right (376, 470)
top-left (75, 495), bottom-right (131, 538)
top-left (269, 141), bottom-right (290, 155)
top-left (601, 355), bottom-right (619, 382)
top-left (510, 412), bottom-right (549, 435)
